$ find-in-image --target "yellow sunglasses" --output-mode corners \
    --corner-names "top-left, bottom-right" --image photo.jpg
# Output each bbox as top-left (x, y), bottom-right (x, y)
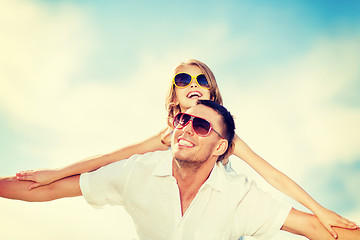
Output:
top-left (173, 73), bottom-right (210, 89)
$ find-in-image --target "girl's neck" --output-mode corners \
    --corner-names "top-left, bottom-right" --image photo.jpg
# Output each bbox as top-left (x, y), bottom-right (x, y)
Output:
top-left (180, 106), bottom-right (189, 113)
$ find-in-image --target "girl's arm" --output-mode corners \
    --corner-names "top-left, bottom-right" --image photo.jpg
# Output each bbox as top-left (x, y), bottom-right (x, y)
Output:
top-left (16, 128), bottom-right (170, 189)
top-left (232, 134), bottom-right (358, 238)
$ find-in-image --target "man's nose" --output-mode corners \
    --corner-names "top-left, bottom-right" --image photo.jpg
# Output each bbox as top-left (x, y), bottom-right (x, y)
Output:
top-left (182, 121), bottom-right (195, 136)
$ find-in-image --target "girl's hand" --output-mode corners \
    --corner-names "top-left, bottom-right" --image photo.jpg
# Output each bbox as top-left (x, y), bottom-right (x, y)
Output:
top-left (316, 207), bottom-right (359, 239)
top-left (16, 169), bottom-right (59, 190)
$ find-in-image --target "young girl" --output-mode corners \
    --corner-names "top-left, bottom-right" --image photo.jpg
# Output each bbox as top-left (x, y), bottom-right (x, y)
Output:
top-left (17, 59), bottom-right (358, 238)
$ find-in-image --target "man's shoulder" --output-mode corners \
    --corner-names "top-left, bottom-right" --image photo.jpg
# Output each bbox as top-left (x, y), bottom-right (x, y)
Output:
top-left (130, 149), bottom-right (172, 164)
top-left (214, 162), bottom-right (254, 193)
top-left (126, 150), bottom-right (172, 175)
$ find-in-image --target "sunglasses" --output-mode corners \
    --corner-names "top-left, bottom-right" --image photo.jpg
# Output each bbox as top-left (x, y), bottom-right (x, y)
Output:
top-left (173, 73), bottom-right (210, 89)
top-left (173, 113), bottom-right (224, 139)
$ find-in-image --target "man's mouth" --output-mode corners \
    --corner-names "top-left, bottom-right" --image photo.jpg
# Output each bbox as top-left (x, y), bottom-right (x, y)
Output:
top-left (187, 91), bottom-right (203, 99)
top-left (178, 138), bottom-right (195, 147)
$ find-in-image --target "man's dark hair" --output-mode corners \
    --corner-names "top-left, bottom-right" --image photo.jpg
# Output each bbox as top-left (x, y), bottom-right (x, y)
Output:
top-left (197, 100), bottom-right (235, 161)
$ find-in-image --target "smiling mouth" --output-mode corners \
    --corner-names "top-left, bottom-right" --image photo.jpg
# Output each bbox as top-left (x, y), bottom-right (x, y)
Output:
top-left (178, 138), bottom-right (195, 147)
top-left (187, 91), bottom-right (203, 99)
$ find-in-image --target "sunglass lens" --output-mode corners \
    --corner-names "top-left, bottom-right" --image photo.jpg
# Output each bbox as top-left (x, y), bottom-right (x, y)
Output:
top-left (174, 73), bottom-right (191, 87)
top-left (192, 117), bottom-right (211, 136)
top-left (174, 113), bottom-right (190, 128)
top-left (196, 74), bottom-right (210, 88)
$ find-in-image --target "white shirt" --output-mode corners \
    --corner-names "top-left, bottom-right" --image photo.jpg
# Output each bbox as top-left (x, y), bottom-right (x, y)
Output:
top-left (80, 150), bottom-right (291, 240)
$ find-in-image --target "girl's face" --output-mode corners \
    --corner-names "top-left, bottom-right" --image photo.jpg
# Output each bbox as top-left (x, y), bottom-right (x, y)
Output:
top-left (174, 64), bottom-right (211, 112)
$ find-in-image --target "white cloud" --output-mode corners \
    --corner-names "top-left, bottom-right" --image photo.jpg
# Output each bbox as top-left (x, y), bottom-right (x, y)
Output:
top-left (226, 33), bottom-right (360, 181)
top-left (0, 0), bottom-right (95, 125)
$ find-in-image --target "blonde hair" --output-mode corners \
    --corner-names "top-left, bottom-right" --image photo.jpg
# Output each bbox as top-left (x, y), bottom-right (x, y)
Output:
top-left (164, 59), bottom-right (223, 126)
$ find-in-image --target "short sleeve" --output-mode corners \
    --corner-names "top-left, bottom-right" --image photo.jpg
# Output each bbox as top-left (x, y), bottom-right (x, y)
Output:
top-left (80, 154), bottom-right (139, 208)
top-left (233, 181), bottom-right (292, 239)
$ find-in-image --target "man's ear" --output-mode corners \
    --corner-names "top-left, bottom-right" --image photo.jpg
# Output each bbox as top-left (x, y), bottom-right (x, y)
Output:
top-left (214, 139), bottom-right (228, 157)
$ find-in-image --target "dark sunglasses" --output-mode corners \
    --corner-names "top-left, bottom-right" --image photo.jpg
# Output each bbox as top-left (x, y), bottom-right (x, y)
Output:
top-left (173, 113), bottom-right (224, 139)
top-left (173, 73), bottom-right (210, 89)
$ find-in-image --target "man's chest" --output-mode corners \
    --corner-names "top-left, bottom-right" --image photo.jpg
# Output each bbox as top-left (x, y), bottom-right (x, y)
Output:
top-left (123, 178), bottom-right (238, 240)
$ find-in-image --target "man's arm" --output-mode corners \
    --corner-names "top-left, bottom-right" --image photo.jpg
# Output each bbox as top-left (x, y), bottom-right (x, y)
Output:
top-left (0, 175), bottom-right (81, 202)
top-left (282, 208), bottom-right (360, 240)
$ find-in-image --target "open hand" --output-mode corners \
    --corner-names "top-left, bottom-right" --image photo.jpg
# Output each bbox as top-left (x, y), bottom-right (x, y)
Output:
top-left (16, 169), bottom-right (59, 190)
top-left (316, 207), bottom-right (359, 239)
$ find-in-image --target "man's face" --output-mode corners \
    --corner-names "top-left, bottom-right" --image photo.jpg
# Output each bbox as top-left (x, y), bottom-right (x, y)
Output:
top-left (171, 104), bottom-right (224, 168)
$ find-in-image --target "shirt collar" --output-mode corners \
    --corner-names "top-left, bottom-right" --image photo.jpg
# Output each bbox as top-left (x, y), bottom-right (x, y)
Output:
top-left (153, 151), bottom-right (226, 192)
top-left (203, 161), bottom-right (226, 192)
top-left (152, 150), bottom-right (173, 177)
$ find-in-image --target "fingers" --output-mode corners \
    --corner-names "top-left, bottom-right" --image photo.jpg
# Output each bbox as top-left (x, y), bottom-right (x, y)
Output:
top-left (336, 218), bottom-right (359, 229)
top-left (324, 225), bottom-right (338, 239)
top-left (16, 170), bottom-right (42, 190)
top-left (29, 182), bottom-right (41, 190)
top-left (16, 170), bottom-right (36, 181)
top-left (318, 208), bottom-right (359, 239)
top-left (16, 170), bottom-right (35, 176)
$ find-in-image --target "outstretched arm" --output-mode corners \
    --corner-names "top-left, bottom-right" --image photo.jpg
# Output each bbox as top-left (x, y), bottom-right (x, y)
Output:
top-left (0, 175), bottom-right (81, 202)
top-left (17, 128), bottom-right (170, 189)
top-left (282, 208), bottom-right (360, 240)
top-left (232, 134), bottom-right (358, 238)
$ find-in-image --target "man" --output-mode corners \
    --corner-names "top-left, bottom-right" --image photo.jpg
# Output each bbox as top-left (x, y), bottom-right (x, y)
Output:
top-left (0, 100), bottom-right (359, 240)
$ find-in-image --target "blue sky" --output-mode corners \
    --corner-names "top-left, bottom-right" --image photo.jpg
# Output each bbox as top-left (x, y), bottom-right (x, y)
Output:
top-left (0, 0), bottom-right (359, 239)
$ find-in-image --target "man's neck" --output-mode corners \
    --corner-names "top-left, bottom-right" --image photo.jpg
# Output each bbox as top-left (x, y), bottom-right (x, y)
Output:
top-left (172, 158), bottom-right (216, 215)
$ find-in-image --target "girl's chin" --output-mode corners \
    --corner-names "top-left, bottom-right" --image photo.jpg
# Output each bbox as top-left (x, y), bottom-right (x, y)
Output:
top-left (180, 100), bottom-right (198, 112)
top-left (188, 98), bottom-right (203, 105)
